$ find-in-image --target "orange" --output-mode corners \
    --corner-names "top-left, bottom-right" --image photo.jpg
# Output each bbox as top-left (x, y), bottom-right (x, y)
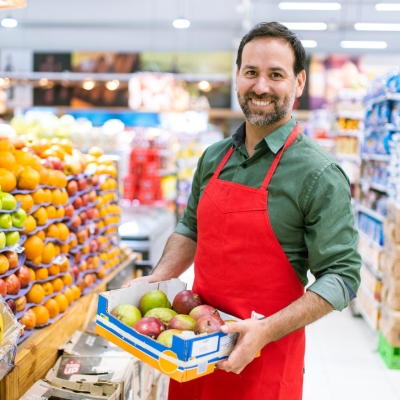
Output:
top-left (27, 267), bottom-right (35, 281)
top-left (32, 305), bottom-right (50, 325)
top-left (60, 243), bottom-right (70, 254)
top-left (51, 277), bottom-right (64, 292)
top-left (30, 155), bottom-right (42, 173)
top-left (54, 293), bottom-right (69, 312)
top-left (26, 283), bottom-right (45, 304)
top-left (24, 235), bottom-right (44, 260)
top-left (32, 207), bottom-right (48, 226)
top-left (55, 207), bottom-right (65, 219)
top-left (32, 189), bottom-right (45, 204)
top-left (0, 151), bottom-right (16, 170)
top-left (54, 170), bottom-right (67, 188)
top-left (70, 285), bottom-right (81, 301)
top-left (50, 145), bottom-right (66, 160)
top-left (60, 191), bottom-right (68, 205)
top-left (56, 223), bottom-right (69, 241)
top-left (22, 215), bottom-right (37, 234)
top-left (44, 298), bottom-right (59, 318)
top-left (15, 194), bottom-right (34, 213)
top-left (45, 224), bottom-right (59, 239)
top-left (88, 146), bottom-right (104, 158)
top-left (82, 245), bottom-right (90, 255)
top-left (53, 244), bottom-right (60, 256)
top-left (42, 242), bottom-right (55, 264)
top-left (0, 168), bottom-right (17, 192)
top-left (42, 281), bottom-right (54, 296)
top-left (10, 164), bottom-right (24, 178)
top-left (51, 188), bottom-right (62, 206)
top-left (60, 139), bottom-right (73, 155)
top-left (63, 287), bottom-right (74, 305)
top-left (14, 150), bottom-right (36, 167)
top-left (62, 272), bottom-right (73, 286)
top-left (36, 230), bottom-right (45, 242)
top-left (47, 170), bottom-right (58, 187)
top-left (45, 205), bottom-right (56, 219)
top-left (59, 257), bottom-right (70, 272)
top-left (48, 264), bottom-right (60, 276)
top-left (17, 166), bottom-right (40, 190)
top-left (35, 267), bottom-right (49, 281)
top-left (105, 165), bottom-right (118, 178)
top-left (31, 255), bottom-right (42, 266)
top-left (39, 166), bottom-right (50, 186)
top-left (43, 188), bottom-right (52, 203)
top-left (0, 139), bottom-right (15, 153)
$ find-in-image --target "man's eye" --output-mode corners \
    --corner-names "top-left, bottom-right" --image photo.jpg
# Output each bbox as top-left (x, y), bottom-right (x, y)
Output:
top-left (246, 70), bottom-right (256, 76)
top-left (271, 73), bottom-right (282, 79)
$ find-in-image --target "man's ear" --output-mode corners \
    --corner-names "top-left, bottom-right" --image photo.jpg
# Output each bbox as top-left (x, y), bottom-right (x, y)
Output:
top-left (235, 66), bottom-right (239, 91)
top-left (295, 70), bottom-right (306, 98)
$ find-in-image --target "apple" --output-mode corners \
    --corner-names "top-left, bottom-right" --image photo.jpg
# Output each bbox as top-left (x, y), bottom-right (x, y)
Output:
top-left (84, 274), bottom-right (95, 287)
top-left (71, 266), bottom-right (80, 281)
top-left (86, 257), bottom-right (94, 270)
top-left (0, 213), bottom-right (12, 229)
top-left (63, 156), bottom-right (82, 175)
top-left (91, 175), bottom-right (99, 187)
top-left (77, 229), bottom-right (88, 244)
top-left (41, 158), bottom-right (54, 169)
top-left (6, 298), bottom-right (17, 315)
top-left (0, 278), bottom-right (7, 297)
top-left (21, 308), bottom-right (36, 330)
top-left (48, 156), bottom-right (63, 171)
top-left (11, 208), bottom-right (27, 228)
top-left (89, 239), bottom-right (98, 253)
top-left (22, 146), bottom-right (35, 155)
top-left (77, 279), bottom-right (86, 292)
top-left (81, 194), bottom-right (89, 207)
top-left (67, 180), bottom-right (78, 196)
top-left (92, 208), bottom-right (100, 220)
top-left (0, 253), bottom-right (9, 274)
top-left (71, 216), bottom-right (82, 229)
top-left (4, 273), bottom-right (21, 295)
top-left (5, 231), bottom-right (20, 247)
top-left (4, 251), bottom-right (18, 269)
top-left (15, 296), bottom-right (27, 312)
top-left (65, 204), bottom-right (74, 218)
top-left (0, 191), bottom-right (17, 210)
top-left (73, 197), bottom-right (83, 209)
top-left (80, 211), bottom-right (88, 225)
top-left (86, 208), bottom-right (94, 220)
top-left (16, 265), bottom-right (31, 288)
top-left (0, 232), bottom-right (5, 249)
top-left (77, 178), bottom-right (87, 191)
top-left (74, 251), bottom-right (82, 264)
top-left (88, 190), bottom-right (96, 203)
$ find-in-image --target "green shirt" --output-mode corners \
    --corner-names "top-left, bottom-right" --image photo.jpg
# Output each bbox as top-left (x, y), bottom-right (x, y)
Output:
top-left (175, 118), bottom-right (361, 311)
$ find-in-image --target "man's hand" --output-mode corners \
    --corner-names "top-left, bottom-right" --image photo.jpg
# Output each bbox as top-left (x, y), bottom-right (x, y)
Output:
top-left (216, 319), bottom-right (270, 374)
top-left (121, 274), bottom-right (161, 288)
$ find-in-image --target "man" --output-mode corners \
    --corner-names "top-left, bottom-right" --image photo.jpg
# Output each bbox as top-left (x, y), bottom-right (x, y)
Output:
top-left (128, 22), bottom-right (361, 399)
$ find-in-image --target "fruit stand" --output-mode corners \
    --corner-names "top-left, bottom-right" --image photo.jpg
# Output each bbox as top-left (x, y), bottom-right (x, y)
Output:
top-left (0, 250), bottom-right (141, 400)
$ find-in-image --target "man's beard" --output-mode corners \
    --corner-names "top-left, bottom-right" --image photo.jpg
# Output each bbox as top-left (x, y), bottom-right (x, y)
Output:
top-left (237, 87), bottom-right (296, 127)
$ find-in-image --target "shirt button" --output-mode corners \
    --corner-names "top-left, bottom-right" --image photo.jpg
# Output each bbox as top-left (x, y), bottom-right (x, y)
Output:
top-left (243, 163), bottom-right (248, 169)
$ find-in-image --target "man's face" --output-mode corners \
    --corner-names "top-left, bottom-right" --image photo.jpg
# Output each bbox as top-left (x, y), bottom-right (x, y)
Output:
top-left (236, 37), bottom-right (305, 127)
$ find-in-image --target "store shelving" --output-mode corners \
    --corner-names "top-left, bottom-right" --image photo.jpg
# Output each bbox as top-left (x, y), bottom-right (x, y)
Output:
top-left (360, 179), bottom-right (388, 194)
top-left (357, 203), bottom-right (385, 223)
top-left (358, 230), bottom-right (383, 252)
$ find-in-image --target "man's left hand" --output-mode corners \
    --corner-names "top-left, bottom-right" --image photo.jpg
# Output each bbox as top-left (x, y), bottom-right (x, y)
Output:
top-left (216, 319), bottom-right (270, 374)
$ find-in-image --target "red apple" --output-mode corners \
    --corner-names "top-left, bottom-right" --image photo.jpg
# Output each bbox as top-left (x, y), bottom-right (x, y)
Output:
top-left (16, 265), bottom-right (31, 288)
top-left (21, 308), bottom-right (36, 330)
top-left (15, 296), bottom-right (27, 312)
top-left (92, 208), bottom-right (100, 219)
top-left (48, 156), bottom-right (63, 170)
top-left (91, 175), bottom-right (99, 187)
top-left (81, 194), bottom-right (89, 207)
top-left (4, 251), bottom-right (19, 269)
top-left (71, 266), bottom-right (79, 281)
top-left (67, 180), bottom-right (78, 196)
top-left (73, 196), bottom-right (83, 209)
top-left (74, 251), bottom-right (82, 264)
top-left (84, 274), bottom-right (95, 287)
top-left (71, 216), bottom-right (82, 229)
top-left (0, 278), bottom-right (7, 297)
top-left (77, 229), bottom-right (88, 244)
top-left (86, 208), bottom-right (94, 220)
top-left (77, 178), bottom-right (87, 191)
top-left (88, 190), bottom-right (96, 203)
top-left (41, 158), bottom-right (54, 169)
top-left (65, 204), bottom-right (74, 218)
top-left (4, 274), bottom-right (21, 295)
top-left (79, 211), bottom-right (88, 225)
top-left (6, 298), bottom-right (17, 315)
top-left (22, 146), bottom-right (36, 155)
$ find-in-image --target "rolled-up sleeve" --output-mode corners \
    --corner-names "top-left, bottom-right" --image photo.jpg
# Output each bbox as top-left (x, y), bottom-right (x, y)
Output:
top-left (304, 163), bottom-right (361, 311)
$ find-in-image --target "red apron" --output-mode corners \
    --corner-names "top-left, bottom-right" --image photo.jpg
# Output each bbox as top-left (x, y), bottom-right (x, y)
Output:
top-left (169, 124), bottom-right (305, 400)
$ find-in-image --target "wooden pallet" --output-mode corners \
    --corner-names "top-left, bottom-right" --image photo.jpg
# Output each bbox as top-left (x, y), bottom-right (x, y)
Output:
top-left (0, 251), bottom-right (141, 400)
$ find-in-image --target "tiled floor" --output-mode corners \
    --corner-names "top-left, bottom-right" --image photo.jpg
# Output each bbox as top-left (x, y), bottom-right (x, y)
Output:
top-left (178, 266), bottom-right (400, 400)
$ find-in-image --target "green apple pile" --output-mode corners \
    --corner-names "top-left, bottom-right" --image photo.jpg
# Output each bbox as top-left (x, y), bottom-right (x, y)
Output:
top-left (111, 289), bottom-right (235, 347)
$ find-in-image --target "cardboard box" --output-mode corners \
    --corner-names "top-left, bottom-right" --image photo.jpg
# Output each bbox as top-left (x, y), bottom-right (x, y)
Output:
top-left (357, 284), bottom-right (381, 330)
top-left (96, 279), bottom-right (261, 382)
top-left (383, 219), bottom-right (400, 245)
top-left (360, 264), bottom-right (382, 302)
top-left (46, 355), bottom-right (137, 400)
top-left (380, 306), bottom-right (400, 347)
top-left (381, 273), bottom-right (400, 311)
top-left (20, 378), bottom-right (121, 400)
top-left (380, 251), bottom-right (400, 278)
top-left (386, 201), bottom-right (400, 225)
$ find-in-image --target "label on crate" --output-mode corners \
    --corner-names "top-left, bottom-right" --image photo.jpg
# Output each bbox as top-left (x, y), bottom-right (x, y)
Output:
top-left (191, 336), bottom-right (219, 358)
top-left (219, 333), bottom-right (239, 356)
top-left (88, 223), bottom-right (96, 235)
top-left (53, 255), bottom-right (65, 265)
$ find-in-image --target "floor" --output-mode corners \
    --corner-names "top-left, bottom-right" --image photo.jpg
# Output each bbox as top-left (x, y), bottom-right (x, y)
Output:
top-left (178, 266), bottom-right (400, 400)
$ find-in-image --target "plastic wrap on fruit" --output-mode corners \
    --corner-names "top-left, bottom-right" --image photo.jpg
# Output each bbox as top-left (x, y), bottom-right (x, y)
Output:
top-left (0, 295), bottom-right (23, 380)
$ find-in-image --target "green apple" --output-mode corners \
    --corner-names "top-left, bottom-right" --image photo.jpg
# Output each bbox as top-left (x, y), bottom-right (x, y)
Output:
top-left (0, 198), bottom-right (2, 210)
top-left (0, 213), bottom-right (12, 229)
top-left (0, 191), bottom-right (16, 211)
top-left (11, 209), bottom-right (27, 228)
top-left (5, 231), bottom-right (20, 247)
top-left (0, 232), bottom-right (5, 249)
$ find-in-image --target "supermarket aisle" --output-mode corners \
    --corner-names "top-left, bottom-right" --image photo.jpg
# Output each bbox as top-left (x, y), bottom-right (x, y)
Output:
top-left (179, 266), bottom-right (400, 400)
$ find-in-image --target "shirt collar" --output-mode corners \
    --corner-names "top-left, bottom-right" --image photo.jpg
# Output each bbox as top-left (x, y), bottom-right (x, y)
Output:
top-left (232, 117), bottom-right (296, 155)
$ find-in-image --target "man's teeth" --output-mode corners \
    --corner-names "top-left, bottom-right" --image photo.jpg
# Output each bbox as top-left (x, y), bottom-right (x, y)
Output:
top-left (251, 99), bottom-right (271, 106)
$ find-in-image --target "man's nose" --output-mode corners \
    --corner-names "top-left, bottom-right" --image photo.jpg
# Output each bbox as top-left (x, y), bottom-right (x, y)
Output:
top-left (252, 76), bottom-right (270, 95)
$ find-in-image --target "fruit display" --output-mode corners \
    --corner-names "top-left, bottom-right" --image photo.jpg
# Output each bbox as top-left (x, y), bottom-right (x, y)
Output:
top-left (110, 289), bottom-right (230, 346)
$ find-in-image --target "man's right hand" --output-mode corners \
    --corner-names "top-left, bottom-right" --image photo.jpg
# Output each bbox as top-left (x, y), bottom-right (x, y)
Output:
top-left (122, 274), bottom-right (161, 288)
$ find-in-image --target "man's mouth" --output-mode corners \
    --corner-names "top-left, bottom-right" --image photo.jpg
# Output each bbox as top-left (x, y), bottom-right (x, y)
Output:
top-left (250, 98), bottom-right (272, 106)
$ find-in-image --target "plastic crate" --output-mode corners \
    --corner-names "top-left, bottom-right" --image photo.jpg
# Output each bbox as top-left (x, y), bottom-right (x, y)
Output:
top-left (378, 333), bottom-right (400, 369)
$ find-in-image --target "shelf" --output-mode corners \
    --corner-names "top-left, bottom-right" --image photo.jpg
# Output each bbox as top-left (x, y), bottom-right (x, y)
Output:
top-left (332, 130), bottom-right (363, 138)
top-left (335, 154), bottom-right (361, 163)
top-left (357, 203), bottom-right (385, 222)
top-left (362, 258), bottom-right (383, 280)
top-left (336, 111), bottom-right (365, 120)
top-left (365, 92), bottom-right (400, 106)
top-left (361, 153), bottom-right (391, 162)
top-left (357, 230), bottom-right (383, 252)
top-left (360, 179), bottom-right (388, 194)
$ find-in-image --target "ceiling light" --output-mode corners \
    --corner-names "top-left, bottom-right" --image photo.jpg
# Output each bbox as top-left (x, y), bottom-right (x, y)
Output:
top-left (39, 78), bottom-right (48, 87)
top-left (375, 3), bottom-right (400, 10)
top-left (83, 80), bottom-right (95, 90)
top-left (279, 2), bottom-right (341, 10)
top-left (281, 22), bottom-right (327, 30)
top-left (105, 80), bottom-right (120, 91)
top-left (301, 40), bottom-right (318, 48)
top-left (198, 80), bottom-right (211, 92)
top-left (355, 23), bottom-right (400, 31)
top-left (1, 17), bottom-right (17, 28)
top-left (173, 18), bottom-right (190, 29)
top-left (340, 41), bottom-right (387, 49)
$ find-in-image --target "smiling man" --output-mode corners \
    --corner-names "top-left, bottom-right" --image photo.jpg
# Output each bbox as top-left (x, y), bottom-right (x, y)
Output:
top-left (126, 22), bottom-right (361, 400)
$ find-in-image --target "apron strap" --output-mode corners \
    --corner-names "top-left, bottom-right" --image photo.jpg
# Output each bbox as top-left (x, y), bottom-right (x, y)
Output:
top-left (260, 123), bottom-right (299, 191)
top-left (213, 147), bottom-right (235, 178)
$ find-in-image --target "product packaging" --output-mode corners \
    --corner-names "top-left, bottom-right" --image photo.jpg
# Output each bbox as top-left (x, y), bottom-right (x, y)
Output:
top-left (380, 306), bottom-right (400, 347)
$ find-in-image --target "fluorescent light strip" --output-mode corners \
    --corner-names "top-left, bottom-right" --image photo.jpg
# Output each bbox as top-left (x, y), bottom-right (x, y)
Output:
top-left (340, 41), bottom-right (387, 49)
top-left (376, 3), bottom-right (400, 11)
top-left (281, 22), bottom-right (327, 30)
top-left (301, 40), bottom-right (318, 48)
top-left (173, 18), bottom-right (190, 29)
top-left (355, 23), bottom-right (400, 31)
top-left (279, 2), bottom-right (340, 10)
top-left (1, 17), bottom-right (17, 28)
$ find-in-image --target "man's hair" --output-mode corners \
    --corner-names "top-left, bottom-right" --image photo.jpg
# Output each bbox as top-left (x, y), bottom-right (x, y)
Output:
top-left (236, 22), bottom-right (306, 76)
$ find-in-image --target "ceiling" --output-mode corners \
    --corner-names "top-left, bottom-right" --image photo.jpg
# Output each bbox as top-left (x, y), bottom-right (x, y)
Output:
top-left (1, 0), bottom-right (400, 54)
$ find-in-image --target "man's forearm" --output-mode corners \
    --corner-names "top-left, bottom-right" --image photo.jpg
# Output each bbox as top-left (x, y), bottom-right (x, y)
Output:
top-left (263, 290), bottom-right (334, 342)
top-left (152, 233), bottom-right (197, 280)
